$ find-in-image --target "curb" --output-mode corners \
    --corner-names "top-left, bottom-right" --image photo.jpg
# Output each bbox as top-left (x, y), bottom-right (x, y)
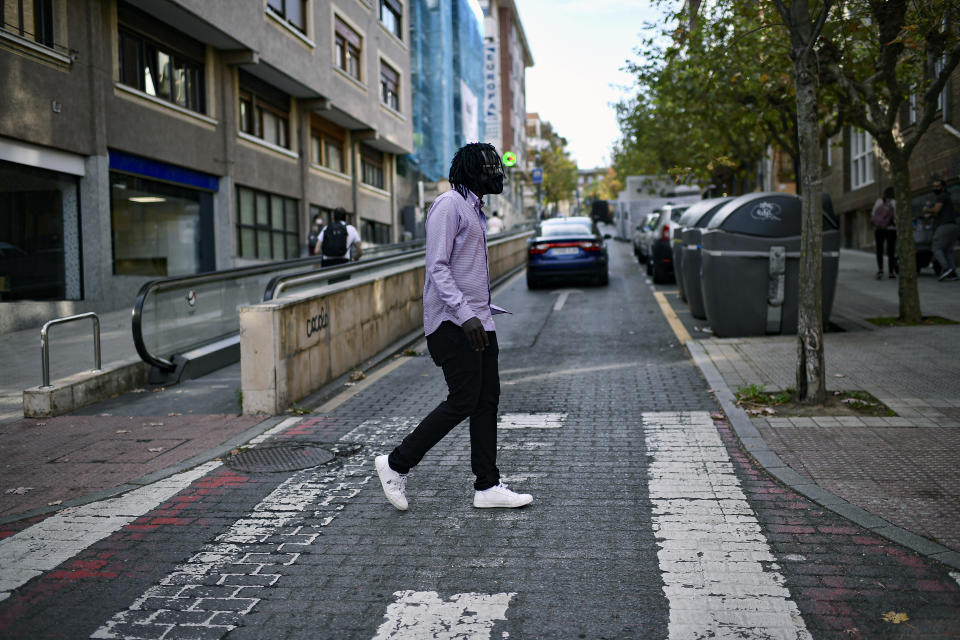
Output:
top-left (686, 339), bottom-right (960, 571)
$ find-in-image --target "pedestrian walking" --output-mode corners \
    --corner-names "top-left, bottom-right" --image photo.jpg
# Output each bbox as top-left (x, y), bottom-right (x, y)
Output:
top-left (315, 207), bottom-right (362, 267)
top-left (486, 210), bottom-right (504, 234)
top-left (375, 142), bottom-right (532, 511)
top-left (923, 179), bottom-right (958, 281)
top-left (307, 216), bottom-right (323, 256)
top-left (871, 186), bottom-right (897, 279)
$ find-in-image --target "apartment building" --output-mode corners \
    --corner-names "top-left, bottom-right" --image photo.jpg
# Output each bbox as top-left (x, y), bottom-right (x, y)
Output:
top-left (0, 0), bottom-right (413, 332)
top-left (823, 66), bottom-right (960, 251)
top-left (479, 0), bottom-right (532, 228)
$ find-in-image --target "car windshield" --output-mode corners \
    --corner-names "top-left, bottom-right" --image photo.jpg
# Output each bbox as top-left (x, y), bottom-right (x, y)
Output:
top-left (541, 224), bottom-right (592, 237)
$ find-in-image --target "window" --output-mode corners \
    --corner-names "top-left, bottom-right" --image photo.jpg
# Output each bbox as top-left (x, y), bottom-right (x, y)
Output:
top-left (379, 0), bottom-right (402, 39)
top-left (361, 146), bottom-right (385, 190)
top-left (236, 186), bottom-right (299, 260)
top-left (111, 173), bottom-right (213, 277)
top-left (825, 136), bottom-right (832, 167)
top-left (118, 29), bottom-right (206, 113)
top-left (849, 127), bottom-right (874, 190)
top-left (334, 16), bottom-right (362, 81)
top-left (238, 71), bottom-right (290, 148)
top-left (266, 0), bottom-right (306, 33)
top-left (380, 61), bottom-right (399, 111)
top-left (361, 218), bottom-right (391, 245)
top-left (935, 56), bottom-right (946, 113)
top-left (2, 0), bottom-right (56, 48)
top-left (310, 118), bottom-right (346, 173)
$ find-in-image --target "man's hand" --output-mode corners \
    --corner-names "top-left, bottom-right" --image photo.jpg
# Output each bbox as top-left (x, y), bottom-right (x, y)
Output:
top-left (461, 317), bottom-right (489, 351)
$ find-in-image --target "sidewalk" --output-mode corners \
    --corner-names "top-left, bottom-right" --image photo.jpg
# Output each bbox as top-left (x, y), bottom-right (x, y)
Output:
top-left (688, 249), bottom-right (960, 555)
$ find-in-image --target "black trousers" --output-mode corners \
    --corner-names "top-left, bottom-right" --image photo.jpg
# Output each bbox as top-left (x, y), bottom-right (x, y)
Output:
top-left (875, 228), bottom-right (897, 273)
top-left (321, 256), bottom-right (349, 267)
top-left (388, 321), bottom-right (501, 490)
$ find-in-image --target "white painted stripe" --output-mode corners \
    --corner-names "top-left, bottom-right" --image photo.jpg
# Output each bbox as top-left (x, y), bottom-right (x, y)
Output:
top-left (371, 591), bottom-right (513, 640)
top-left (643, 411), bottom-right (812, 640)
top-left (248, 416), bottom-right (302, 445)
top-left (0, 461), bottom-right (221, 599)
top-left (498, 413), bottom-right (565, 429)
top-left (92, 417), bottom-right (417, 639)
top-left (951, 571), bottom-right (960, 589)
top-left (503, 361), bottom-right (639, 386)
top-left (553, 291), bottom-right (570, 311)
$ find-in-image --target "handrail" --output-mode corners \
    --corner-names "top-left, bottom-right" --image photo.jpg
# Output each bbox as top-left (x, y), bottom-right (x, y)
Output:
top-left (263, 228), bottom-right (535, 301)
top-left (40, 312), bottom-right (101, 388)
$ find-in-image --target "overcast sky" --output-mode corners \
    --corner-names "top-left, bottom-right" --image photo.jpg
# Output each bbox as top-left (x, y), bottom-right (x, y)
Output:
top-left (516, 0), bottom-right (666, 170)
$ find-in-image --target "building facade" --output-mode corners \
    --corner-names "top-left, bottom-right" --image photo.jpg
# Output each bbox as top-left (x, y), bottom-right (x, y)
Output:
top-left (823, 67), bottom-right (959, 252)
top-left (0, 0), bottom-right (413, 332)
top-left (479, 0), bottom-right (532, 229)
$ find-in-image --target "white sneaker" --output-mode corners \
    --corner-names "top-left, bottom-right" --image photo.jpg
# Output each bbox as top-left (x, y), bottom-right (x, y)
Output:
top-left (375, 455), bottom-right (408, 511)
top-left (473, 482), bottom-right (533, 508)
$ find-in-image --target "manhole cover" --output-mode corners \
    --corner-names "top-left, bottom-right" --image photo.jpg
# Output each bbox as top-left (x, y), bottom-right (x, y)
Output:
top-left (224, 443), bottom-right (336, 473)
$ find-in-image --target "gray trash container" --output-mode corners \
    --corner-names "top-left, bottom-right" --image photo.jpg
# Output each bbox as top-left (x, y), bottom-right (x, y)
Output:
top-left (678, 197), bottom-right (733, 319)
top-left (700, 193), bottom-right (840, 337)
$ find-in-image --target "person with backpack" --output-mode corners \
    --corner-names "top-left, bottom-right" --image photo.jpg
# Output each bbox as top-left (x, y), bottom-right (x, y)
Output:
top-left (315, 207), bottom-right (362, 267)
top-left (871, 186), bottom-right (896, 279)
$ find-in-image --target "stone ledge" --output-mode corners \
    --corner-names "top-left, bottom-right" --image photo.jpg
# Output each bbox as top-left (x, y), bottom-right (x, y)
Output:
top-left (22, 359), bottom-right (150, 418)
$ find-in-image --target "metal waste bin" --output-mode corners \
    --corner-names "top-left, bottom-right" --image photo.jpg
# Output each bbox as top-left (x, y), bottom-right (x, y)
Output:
top-left (700, 193), bottom-right (840, 337)
top-left (677, 197), bottom-right (733, 319)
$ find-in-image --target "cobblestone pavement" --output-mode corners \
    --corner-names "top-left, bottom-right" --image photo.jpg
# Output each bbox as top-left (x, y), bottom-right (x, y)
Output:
top-left (656, 248), bottom-right (960, 558)
top-left (1, 241), bottom-right (959, 639)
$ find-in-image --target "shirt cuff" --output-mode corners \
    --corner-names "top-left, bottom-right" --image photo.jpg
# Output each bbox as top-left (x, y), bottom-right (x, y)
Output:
top-left (455, 304), bottom-right (476, 325)
top-left (490, 304), bottom-right (510, 315)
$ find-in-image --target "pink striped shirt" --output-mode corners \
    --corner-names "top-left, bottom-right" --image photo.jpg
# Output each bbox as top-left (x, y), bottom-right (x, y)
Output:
top-left (422, 189), bottom-right (507, 336)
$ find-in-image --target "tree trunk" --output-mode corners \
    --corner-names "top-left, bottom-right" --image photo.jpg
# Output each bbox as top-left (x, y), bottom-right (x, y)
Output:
top-left (789, 24), bottom-right (826, 405)
top-left (887, 153), bottom-right (923, 323)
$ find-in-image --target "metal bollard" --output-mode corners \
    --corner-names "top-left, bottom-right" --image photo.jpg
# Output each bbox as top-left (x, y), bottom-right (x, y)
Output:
top-left (40, 312), bottom-right (102, 388)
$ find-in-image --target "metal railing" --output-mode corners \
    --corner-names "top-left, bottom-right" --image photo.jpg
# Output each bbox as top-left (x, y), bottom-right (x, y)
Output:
top-left (40, 313), bottom-right (101, 388)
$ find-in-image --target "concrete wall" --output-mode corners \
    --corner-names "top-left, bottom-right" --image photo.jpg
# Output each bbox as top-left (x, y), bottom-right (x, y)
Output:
top-left (239, 231), bottom-right (531, 414)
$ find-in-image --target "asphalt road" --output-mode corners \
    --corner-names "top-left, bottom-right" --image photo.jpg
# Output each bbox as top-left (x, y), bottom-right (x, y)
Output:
top-left (1, 237), bottom-right (958, 639)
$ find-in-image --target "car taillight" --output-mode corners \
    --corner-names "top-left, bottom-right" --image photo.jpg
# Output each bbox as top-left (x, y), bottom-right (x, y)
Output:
top-left (579, 241), bottom-right (601, 252)
top-left (661, 224), bottom-right (670, 242)
top-left (529, 243), bottom-right (549, 255)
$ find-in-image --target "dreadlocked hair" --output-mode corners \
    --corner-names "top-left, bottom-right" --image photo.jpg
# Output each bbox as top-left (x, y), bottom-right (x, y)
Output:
top-left (449, 142), bottom-right (501, 199)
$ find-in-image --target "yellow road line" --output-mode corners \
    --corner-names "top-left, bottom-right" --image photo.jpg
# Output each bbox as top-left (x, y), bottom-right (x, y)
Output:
top-left (653, 290), bottom-right (692, 344)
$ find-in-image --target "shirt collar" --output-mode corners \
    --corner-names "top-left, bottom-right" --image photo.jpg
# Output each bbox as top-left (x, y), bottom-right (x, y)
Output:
top-left (466, 190), bottom-right (484, 213)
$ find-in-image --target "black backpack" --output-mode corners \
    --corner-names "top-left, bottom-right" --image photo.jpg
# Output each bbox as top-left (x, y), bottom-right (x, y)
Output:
top-left (321, 222), bottom-right (349, 257)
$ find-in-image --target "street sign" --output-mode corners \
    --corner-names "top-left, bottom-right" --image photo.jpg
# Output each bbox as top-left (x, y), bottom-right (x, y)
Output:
top-left (531, 167), bottom-right (543, 184)
top-left (502, 151), bottom-right (517, 167)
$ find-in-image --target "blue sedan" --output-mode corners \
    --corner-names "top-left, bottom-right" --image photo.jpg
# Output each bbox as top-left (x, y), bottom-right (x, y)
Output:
top-left (526, 217), bottom-right (610, 288)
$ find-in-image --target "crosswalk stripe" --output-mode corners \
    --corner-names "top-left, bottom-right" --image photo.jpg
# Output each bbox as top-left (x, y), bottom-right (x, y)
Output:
top-left (644, 411), bottom-right (812, 640)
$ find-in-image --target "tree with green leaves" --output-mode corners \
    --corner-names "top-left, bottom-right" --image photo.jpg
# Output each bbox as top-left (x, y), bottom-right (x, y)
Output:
top-left (817, 1), bottom-right (960, 323)
top-left (538, 121), bottom-right (578, 209)
top-left (772, 0), bottom-right (833, 405)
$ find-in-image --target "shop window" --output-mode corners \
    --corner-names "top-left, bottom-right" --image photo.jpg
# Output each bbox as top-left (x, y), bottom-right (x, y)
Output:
top-left (238, 71), bottom-right (290, 148)
top-left (361, 218), bottom-right (390, 245)
top-left (380, 61), bottom-right (399, 111)
top-left (118, 28), bottom-right (205, 113)
top-left (266, 0), bottom-right (306, 33)
top-left (849, 127), bottom-right (874, 190)
top-left (236, 186), bottom-right (299, 260)
top-left (361, 146), bottom-right (385, 190)
top-left (110, 173), bottom-right (213, 277)
top-left (379, 0), bottom-right (402, 39)
top-left (334, 16), bottom-right (362, 81)
top-left (0, 161), bottom-right (80, 300)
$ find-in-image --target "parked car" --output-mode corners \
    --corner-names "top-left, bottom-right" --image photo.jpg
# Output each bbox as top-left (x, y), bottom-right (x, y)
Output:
top-left (527, 217), bottom-right (610, 288)
top-left (644, 203), bottom-right (690, 283)
top-left (632, 212), bottom-right (659, 263)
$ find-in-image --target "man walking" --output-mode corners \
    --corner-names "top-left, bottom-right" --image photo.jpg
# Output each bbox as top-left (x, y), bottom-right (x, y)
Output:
top-left (316, 207), bottom-right (362, 267)
top-left (924, 179), bottom-right (957, 281)
top-left (375, 143), bottom-right (532, 511)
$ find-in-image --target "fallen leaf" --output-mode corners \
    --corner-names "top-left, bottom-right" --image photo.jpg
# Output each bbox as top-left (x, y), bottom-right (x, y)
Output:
top-left (148, 447), bottom-right (164, 453)
top-left (881, 611), bottom-right (909, 624)
top-left (343, 382), bottom-right (355, 387)
top-left (33, 422), bottom-right (46, 427)
top-left (167, 413), bottom-right (181, 417)
top-left (833, 373), bottom-right (846, 378)
top-left (47, 500), bottom-right (62, 506)
top-left (349, 370), bottom-right (366, 382)
top-left (115, 429), bottom-right (130, 434)
top-left (764, 407), bottom-right (776, 415)
top-left (148, 422), bottom-right (164, 427)
top-left (710, 411), bottom-right (725, 420)
top-left (5, 487), bottom-right (35, 495)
